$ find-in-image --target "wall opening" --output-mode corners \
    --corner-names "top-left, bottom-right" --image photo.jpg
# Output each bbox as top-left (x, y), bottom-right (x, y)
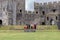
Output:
top-left (20, 9), bottom-right (22, 13)
top-left (50, 19), bottom-right (53, 25)
top-left (56, 16), bottom-right (57, 20)
top-left (50, 19), bottom-right (54, 25)
top-left (52, 9), bottom-right (56, 12)
top-left (41, 22), bottom-right (45, 25)
top-left (36, 11), bottom-right (38, 14)
top-left (47, 17), bottom-right (49, 21)
top-left (0, 20), bottom-right (2, 25)
top-left (42, 11), bottom-right (45, 15)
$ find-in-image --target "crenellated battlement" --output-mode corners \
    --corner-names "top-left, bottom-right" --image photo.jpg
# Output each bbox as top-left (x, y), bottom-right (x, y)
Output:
top-left (34, 1), bottom-right (60, 6)
top-left (25, 11), bottom-right (34, 14)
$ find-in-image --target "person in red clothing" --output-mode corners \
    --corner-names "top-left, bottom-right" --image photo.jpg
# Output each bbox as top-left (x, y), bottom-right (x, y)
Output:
top-left (24, 25), bottom-right (28, 32)
top-left (24, 26), bottom-right (27, 30)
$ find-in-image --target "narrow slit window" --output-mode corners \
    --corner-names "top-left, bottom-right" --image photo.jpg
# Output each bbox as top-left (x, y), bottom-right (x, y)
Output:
top-left (20, 10), bottom-right (22, 12)
top-left (47, 17), bottom-right (49, 20)
top-left (56, 16), bottom-right (57, 20)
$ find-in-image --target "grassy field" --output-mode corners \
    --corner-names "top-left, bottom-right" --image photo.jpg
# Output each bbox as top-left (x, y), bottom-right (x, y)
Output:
top-left (0, 25), bottom-right (59, 40)
top-left (0, 30), bottom-right (60, 40)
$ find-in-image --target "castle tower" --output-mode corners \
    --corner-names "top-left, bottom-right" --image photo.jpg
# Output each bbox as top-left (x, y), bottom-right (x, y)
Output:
top-left (0, 0), bottom-right (8, 25)
top-left (7, 0), bottom-right (25, 25)
top-left (0, 0), bottom-right (25, 25)
top-left (7, 0), bottom-right (16, 25)
top-left (16, 0), bottom-right (25, 25)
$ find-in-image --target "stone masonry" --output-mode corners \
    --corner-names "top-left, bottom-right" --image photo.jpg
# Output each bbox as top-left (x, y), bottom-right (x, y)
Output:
top-left (34, 2), bottom-right (60, 25)
top-left (0, 0), bottom-right (60, 25)
top-left (0, 0), bottom-right (25, 25)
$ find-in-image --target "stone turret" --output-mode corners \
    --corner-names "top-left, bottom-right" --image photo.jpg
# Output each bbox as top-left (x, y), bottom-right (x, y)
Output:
top-left (0, 0), bottom-right (25, 25)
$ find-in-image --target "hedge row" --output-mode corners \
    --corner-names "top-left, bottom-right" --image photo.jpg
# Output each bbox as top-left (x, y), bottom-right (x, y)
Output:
top-left (0, 25), bottom-right (58, 30)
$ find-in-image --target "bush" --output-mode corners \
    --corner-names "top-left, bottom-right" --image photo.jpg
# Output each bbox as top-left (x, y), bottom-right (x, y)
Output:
top-left (0, 25), bottom-right (24, 30)
top-left (0, 25), bottom-right (58, 30)
top-left (37, 25), bottom-right (58, 30)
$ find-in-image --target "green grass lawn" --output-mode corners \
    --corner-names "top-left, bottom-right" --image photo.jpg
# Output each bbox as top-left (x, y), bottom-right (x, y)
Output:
top-left (0, 30), bottom-right (60, 40)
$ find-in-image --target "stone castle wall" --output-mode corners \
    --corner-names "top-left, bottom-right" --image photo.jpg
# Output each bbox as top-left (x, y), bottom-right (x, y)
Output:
top-left (0, 0), bottom-right (60, 25)
top-left (34, 1), bottom-right (60, 25)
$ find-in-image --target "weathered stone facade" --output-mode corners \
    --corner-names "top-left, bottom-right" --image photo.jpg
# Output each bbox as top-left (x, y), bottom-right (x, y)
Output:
top-left (23, 11), bottom-right (40, 25)
top-left (0, 0), bottom-right (60, 25)
top-left (24, 2), bottom-right (60, 25)
top-left (34, 2), bottom-right (60, 25)
top-left (0, 0), bottom-right (25, 25)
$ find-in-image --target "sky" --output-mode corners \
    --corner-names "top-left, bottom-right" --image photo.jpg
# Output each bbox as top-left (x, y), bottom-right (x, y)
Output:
top-left (26, 0), bottom-right (60, 11)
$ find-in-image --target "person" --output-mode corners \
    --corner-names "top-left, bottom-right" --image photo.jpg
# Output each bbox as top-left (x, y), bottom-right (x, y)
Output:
top-left (31, 24), bottom-right (34, 29)
top-left (26, 24), bottom-right (30, 29)
top-left (24, 25), bottom-right (27, 30)
top-left (24, 25), bottom-right (27, 32)
top-left (34, 24), bottom-right (36, 29)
